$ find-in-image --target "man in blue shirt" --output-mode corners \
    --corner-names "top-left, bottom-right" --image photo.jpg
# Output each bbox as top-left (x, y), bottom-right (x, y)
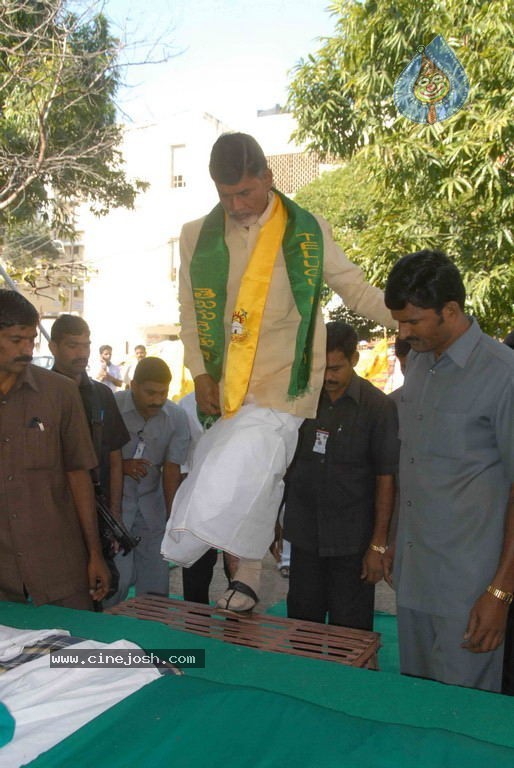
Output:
top-left (384, 250), bottom-right (514, 692)
top-left (105, 357), bottom-right (190, 606)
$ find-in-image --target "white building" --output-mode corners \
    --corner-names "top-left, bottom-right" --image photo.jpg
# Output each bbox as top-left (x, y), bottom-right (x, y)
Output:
top-left (79, 111), bottom-right (229, 381)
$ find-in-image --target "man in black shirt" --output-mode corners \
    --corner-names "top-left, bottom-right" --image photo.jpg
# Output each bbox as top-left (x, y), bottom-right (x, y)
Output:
top-left (284, 322), bottom-right (399, 630)
top-left (50, 315), bottom-right (130, 519)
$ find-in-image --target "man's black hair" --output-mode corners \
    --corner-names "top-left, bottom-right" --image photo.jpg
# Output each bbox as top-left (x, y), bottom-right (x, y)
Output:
top-left (385, 250), bottom-right (465, 313)
top-left (133, 356), bottom-right (171, 385)
top-left (99, 344), bottom-right (112, 354)
top-left (326, 321), bottom-right (358, 361)
top-left (51, 314), bottom-right (90, 342)
top-left (0, 289), bottom-right (39, 329)
top-left (503, 331), bottom-right (514, 350)
top-left (209, 132), bottom-right (268, 185)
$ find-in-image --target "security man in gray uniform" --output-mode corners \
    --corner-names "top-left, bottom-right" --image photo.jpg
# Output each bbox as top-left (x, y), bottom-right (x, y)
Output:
top-left (384, 250), bottom-right (514, 693)
top-left (104, 357), bottom-right (190, 606)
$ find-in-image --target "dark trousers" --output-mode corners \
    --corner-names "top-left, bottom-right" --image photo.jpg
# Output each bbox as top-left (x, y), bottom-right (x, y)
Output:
top-left (182, 549), bottom-right (218, 604)
top-left (502, 603), bottom-right (514, 695)
top-left (287, 545), bottom-right (375, 630)
top-left (182, 549), bottom-right (232, 605)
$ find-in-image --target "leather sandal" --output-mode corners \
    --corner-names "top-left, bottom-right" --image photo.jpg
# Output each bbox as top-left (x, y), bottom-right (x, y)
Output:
top-left (215, 580), bottom-right (259, 614)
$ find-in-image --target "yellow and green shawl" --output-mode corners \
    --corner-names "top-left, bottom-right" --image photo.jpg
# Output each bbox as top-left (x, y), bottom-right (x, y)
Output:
top-left (190, 190), bottom-right (323, 421)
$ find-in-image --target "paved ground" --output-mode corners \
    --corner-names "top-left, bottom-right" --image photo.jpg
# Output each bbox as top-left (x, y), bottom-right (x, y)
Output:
top-left (170, 551), bottom-right (397, 615)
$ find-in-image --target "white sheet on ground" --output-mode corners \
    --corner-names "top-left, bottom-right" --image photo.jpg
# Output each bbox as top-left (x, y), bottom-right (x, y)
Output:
top-left (0, 636), bottom-right (161, 768)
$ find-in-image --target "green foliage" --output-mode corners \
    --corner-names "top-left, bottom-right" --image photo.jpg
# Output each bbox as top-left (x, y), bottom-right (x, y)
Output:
top-left (0, 0), bottom-right (147, 233)
top-left (327, 302), bottom-right (382, 341)
top-left (288, 0), bottom-right (514, 335)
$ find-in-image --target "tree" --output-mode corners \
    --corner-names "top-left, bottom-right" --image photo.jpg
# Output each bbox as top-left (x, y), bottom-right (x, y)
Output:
top-left (0, 220), bottom-right (94, 307)
top-left (0, 0), bottom-right (147, 235)
top-left (288, 0), bottom-right (514, 335)
top-left (295, 166), bottom-right (388, 340)
top-left (2, 221), bottom-right (61, 269)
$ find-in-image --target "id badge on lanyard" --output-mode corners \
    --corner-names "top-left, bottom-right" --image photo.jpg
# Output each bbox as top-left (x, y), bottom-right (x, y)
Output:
top-left (133, 431), bottom-right (146, 459)
top-left (313, 429), bottom-right (330, 455)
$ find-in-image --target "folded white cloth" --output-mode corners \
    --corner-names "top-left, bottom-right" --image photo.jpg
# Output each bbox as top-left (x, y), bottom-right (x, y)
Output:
top-left (0, 637), bottom-right (160, 767)
top-left (161, 405), bottom-right (301, 566)
top-left (0, 626), bottom-right (69, 662)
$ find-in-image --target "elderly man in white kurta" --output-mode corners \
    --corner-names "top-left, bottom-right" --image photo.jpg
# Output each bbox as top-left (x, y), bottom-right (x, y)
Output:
top-left (161, 132), bottom-right (394, 612)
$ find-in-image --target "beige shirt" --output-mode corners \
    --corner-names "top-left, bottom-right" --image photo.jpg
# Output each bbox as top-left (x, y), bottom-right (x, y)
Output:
top-left (179, 194), bottom-right (394, 419)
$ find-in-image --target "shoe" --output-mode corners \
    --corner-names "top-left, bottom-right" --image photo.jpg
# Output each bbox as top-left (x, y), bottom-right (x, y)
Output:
top-left (215, 580), bottom-right (258, 614)
top-left (279, 566), bottom-right (290, 578)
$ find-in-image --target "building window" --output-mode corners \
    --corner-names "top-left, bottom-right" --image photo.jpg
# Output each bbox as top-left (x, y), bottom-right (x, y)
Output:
top-left (169, 238), bottom-right (179, 282)
top-left (171, 145), bottom-right (186, 188)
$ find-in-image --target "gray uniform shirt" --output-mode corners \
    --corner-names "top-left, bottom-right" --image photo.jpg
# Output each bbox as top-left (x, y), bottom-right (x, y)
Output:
top-left (395, 319), bottom-right (514, 619)
top-left (115, 391), bottom-right (190, 529)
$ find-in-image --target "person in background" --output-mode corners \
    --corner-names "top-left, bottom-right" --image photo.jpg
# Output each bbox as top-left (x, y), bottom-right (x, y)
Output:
top-left (50, 315), bottom-right (129, 522)
top-left (389, 337), bottom-right (411, 405)
top-left (284, 321), bottom-right (398, 629)
top-left (95, 344), bottom-right (122, 392)
top-left (276, 539), bottom-right (291, 579)
top-left (104, 357), bottom-right (190, 606)
top-left (123, 344), bottom-right (147, 389)
top-left (0, 290), bottom-right (110, 608)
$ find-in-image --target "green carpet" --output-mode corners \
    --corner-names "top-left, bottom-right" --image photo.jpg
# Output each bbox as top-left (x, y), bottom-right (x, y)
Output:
top-left (1, 601), bottom-right (504, 768)
top-left (27, 674), bottom-right (514, 768)
top-left (2, 601), bottom-right (514, 755)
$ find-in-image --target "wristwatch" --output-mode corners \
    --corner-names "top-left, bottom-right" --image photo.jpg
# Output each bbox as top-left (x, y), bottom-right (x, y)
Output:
top-left (487, 585), bottom-right (514, 605)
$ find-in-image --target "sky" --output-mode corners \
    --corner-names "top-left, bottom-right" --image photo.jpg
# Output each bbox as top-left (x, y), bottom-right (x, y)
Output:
top-left (103, 0), bottom-right (337, 128)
